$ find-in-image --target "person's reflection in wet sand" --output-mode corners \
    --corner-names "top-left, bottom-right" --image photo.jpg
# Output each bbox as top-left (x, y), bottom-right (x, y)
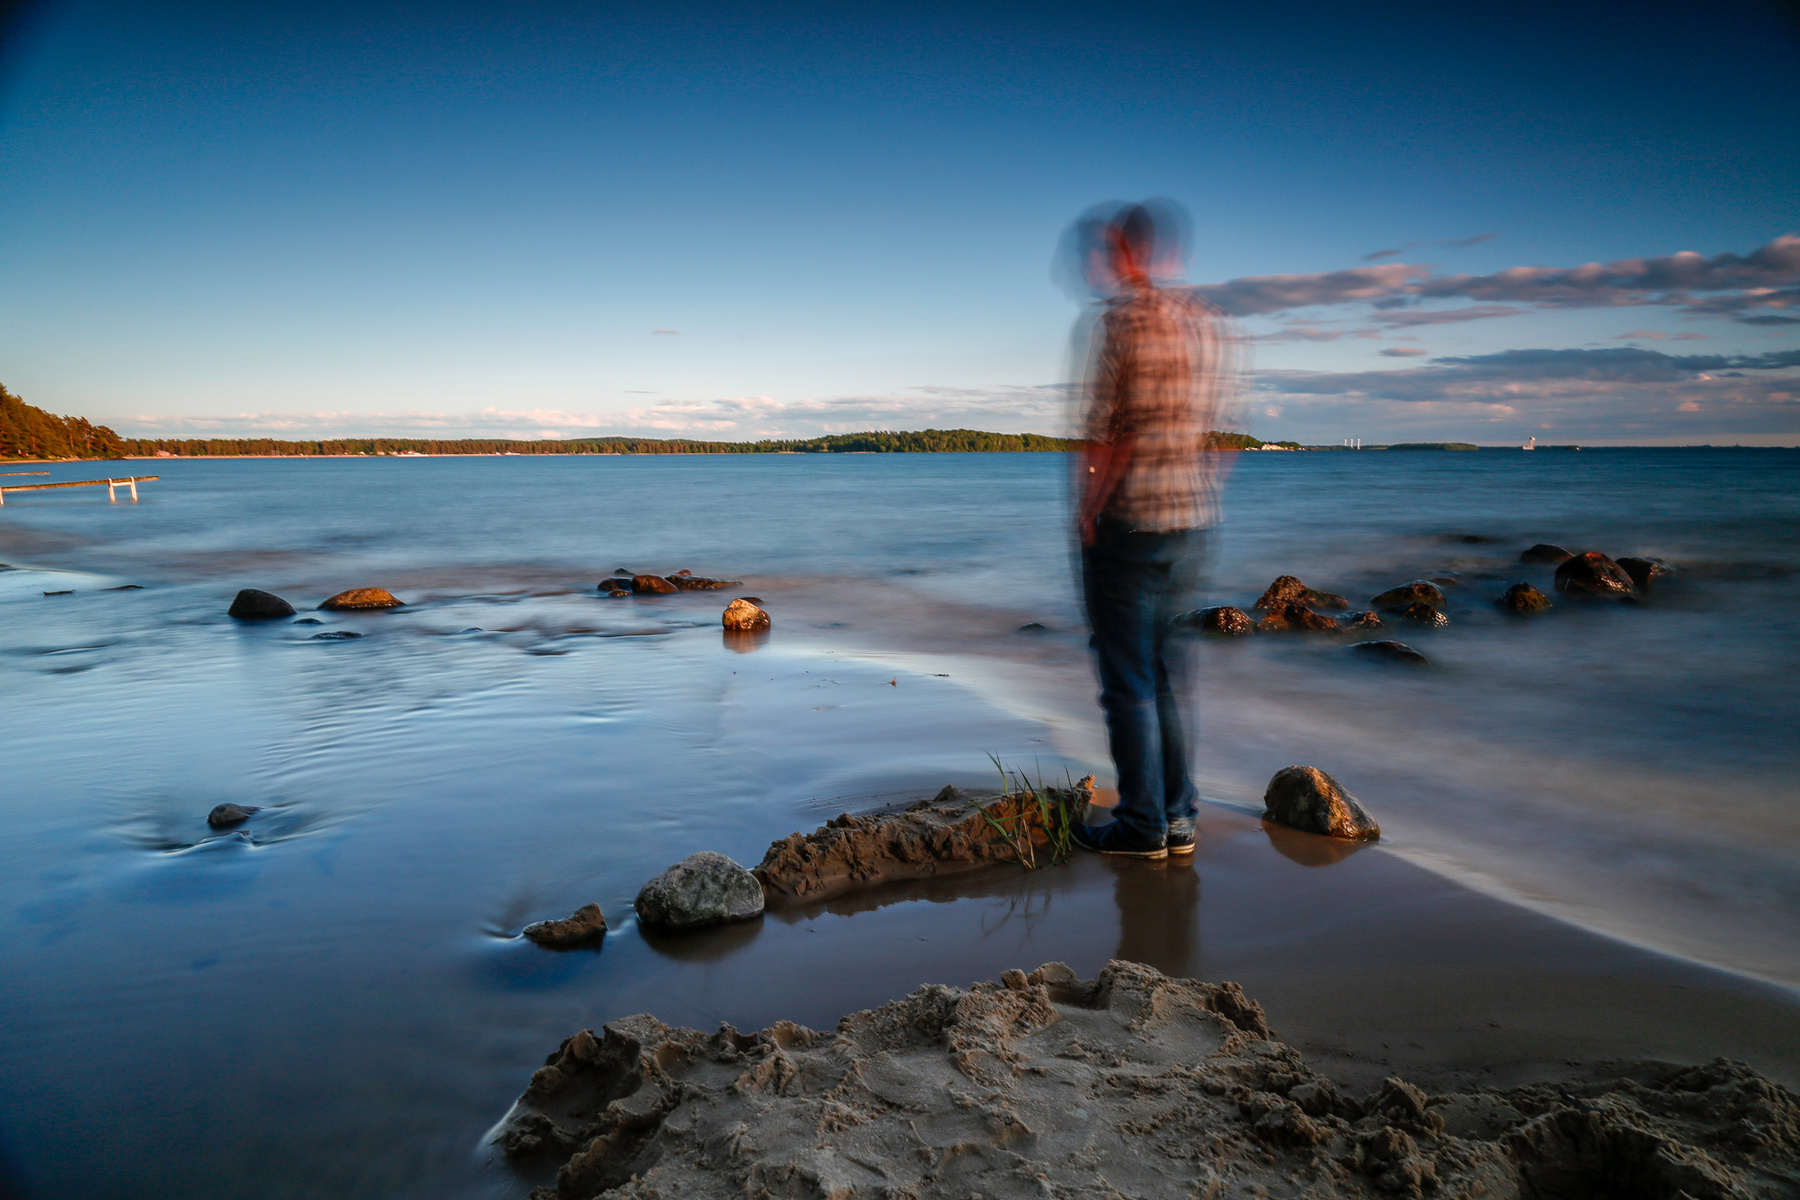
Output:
top-left (1110, 855), bottom-right (1201, 979)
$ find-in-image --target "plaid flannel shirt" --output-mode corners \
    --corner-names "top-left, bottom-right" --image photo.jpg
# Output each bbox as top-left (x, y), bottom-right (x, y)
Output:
top-left (1082, 284), bottom-right (1241, 532)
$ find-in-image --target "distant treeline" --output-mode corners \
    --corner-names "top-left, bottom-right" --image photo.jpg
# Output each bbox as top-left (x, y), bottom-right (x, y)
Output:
top-left (113, 428), bottom-right (1081, 457)
top-left (1, 384), bottom-right (125, 460)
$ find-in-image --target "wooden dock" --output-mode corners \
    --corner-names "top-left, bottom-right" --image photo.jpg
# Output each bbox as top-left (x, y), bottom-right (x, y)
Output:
top-left (0, 476), bottom-right (160, 504)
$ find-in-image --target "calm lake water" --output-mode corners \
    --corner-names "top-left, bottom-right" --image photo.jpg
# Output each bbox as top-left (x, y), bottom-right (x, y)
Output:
top-left (0, 449), bottom-right (1795, 1197)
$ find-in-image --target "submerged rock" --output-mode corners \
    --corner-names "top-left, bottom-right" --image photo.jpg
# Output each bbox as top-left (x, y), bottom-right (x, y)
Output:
top-left (666, 573), bottom-right (743, 591)
top-left (227, 589), bottom-right (296, 620)
top-left (634, 852), bottom-right (764, 931)
top-left (1496, 582), bottom-right (1552, 615)
top-left (632, 574), bottom-right (679, 595)
top-left (206, 803), bottom-right (260, 828)
top-left (1336, 610), bottom-right (1385, 633)
top-left (1016, 621), bottom-right (1049, 634)
top-left (1262, 765), bottom-right (1380, 840)
top-left (597, 578), bottom-right (634, 593)
top-left (1391, 601), bottom-right (1450, 628)
top-left (1520, 543), bottom-right (1574, 564)
top-left (1255, 601), bottom-right (1342, 633)
top-left (1554, 551), bottom-right (1637, 598)
top-left (310, 630), bottom-right (363, 640)
top-left (1370, 580), bottom-right (1445, 612)
top-left (523, 903), bottom-right (608, 948)
top-left (1349, 640), bottom-right (1429, 665)
top-left (319, 587), bottom-right (403, 610)
top-left (1253, 575), bottom-right (1349, 611)
top-left (1617, 556), bottom-right (1672, 589)
top-left (1185, 605), bottom-right (1255, 636)
top-left (721, 598), bottom-right (770, 631)
top-left (292, 617), bottom-right (322, 625)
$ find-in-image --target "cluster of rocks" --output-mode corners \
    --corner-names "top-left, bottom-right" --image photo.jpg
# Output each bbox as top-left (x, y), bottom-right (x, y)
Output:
top-left (493, 959), bottom-right (1800, 1200)
top-left (1521, 542), bottom-right (1670, 599)
top-left (227, 586), bottom-right (404, 619)
top-left (598, 570), bottom-right (743, 597)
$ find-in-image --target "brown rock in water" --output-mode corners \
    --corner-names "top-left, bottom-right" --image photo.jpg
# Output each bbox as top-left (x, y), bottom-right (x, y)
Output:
top-left (1186, 606), bottom-right (1255, 636)
top-left (1520, 543), bottom-right (1574, 564)
top-left (1370, 580), bottom-right (1445, 611)
top-left (666, 575), bottom-right (743, 591)
top-left (756, 779), bottom-right (1093, 903)
top-left (721, 598), bottom-right (770, 631)
top-left (493, 962), bottom-right (1798, 1200)
top-left (1391, 601), bottom-right (1450, 628)
top-left (1617, 556), bottom-right (1672, 589)
top-left (227, 589), bottom-right (296, 620)
top-left (1349, 640), bottom-right (1429, 665)
top-left (1336, 610), bottom-right (1385, 632)
top-left (1253, 576), bottom-right (1349, 611)
top-left (1255, 601), bottom-right (1342, 633)
top-left (1496, 582), bottom-right (1553, 615)
top-left (522, 903), bottom-right (607, 947)
top-left (319, 587), bottom-right (403, 610)
top-left (632, 575), bottom-right (679, 595)
top-left (206, 803), bottom-right (260, 827)
top-left (597, 578), bottom-right (634, 593)
top-left (1554, 551), bottom-right (1637, 598)
top-left (1262, 766), bottom-right (1379, 840)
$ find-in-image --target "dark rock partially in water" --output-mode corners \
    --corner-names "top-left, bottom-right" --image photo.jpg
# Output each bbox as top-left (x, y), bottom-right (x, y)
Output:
top-left (228, 589), bottom-right (296, 620)
top-left (1185, 606), bottom-right (1256, 636)
top-left (666, 573), bottom-right (743, 591)
top-left (1349, 640), bottom-right (1429, 665)
top-left (319, 587), bottom-right (403, 610)
top-left (523, 903), bottom-right (608, 948)
top-left (631, 575), bottom-right (679, 595)
top-left (293, 617), bottom-right (322, 624)
top-left (722, 599), bottom-right (770, 631)
top-left (1370, 581), bottom-right (1445, 612)
top-left (1255, 602), bottom-right (1342, 634)
top-left (1253, 575), bottom-right (1349, 611)
top-left (1617, 556), bottom-right (1672, 589)
top-left (1263, 765), bottom-right (1380, 840)
top-left (206, 803), bottom-right (260, 828)
top-left (1554, 551), bottom-right (1637, 598)
top-left (1391, 601), bottom-right (1450, 628)
top-left (1496, 582), bottom-right (1552, 615)
top-left (1520, 543), bottom-right (1574, 564)
top-left (311, 630), bottom-right (364, 640)
top-left (1336, 610), bottom-right (1385, 633)
top-left (597, 578), bottom-right (634, 593)
top-left (634, 852), bottom-right (764, 931)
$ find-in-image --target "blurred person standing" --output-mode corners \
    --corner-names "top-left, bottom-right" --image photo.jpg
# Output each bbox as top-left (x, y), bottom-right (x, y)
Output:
top-left (1066, 200), bottom-right (1242, 859)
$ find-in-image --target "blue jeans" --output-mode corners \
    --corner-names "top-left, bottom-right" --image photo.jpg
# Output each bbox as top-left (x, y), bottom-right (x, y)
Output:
top-left (1081, 518), bottom-right (1208, 844)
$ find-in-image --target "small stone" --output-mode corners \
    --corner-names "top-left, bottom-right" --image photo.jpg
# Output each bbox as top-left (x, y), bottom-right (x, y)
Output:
top-left (1554, 551), bottom-right (1636, 598)
top-left (1253, 576), bottom-right (1348, 611)
top-left (293, 617), bottom-right (322, 624)
top-left (635, 851), bottom-right (765, 930)
top-left (228, 589), bottom-right (296, 619)
top-left (206, 803), bottom-right (260, 828)
top-left (319, 587), bottom-right (403, 610)
top-left (597, 578), bottom-right (634, 592)
top-left (1017, 622), bottom-right (1049, 633)
top-left (1336, 611), bottom-right (1385, 632)
top-left (1391, 601), bottom-right (1450, 628)
top-left (633, 575), bottom-right (679, 595)
top-left (1520, 543), bottom-right (1574, 564)
top-left (1262, 766), bottom-right (1379, 840)
top-left (667, 575), bottom-right (743, 591)
top-left (723, 599), bottom-right (770, 631)
top-left (311, 630), bottom-right (364, 640)
top-left (1616, 557), bottom-right (1671, 589)
top-left (1349, 640), bottom-right (1429, 665)
top-left (1255, 601), bottom-right (1342, 633)
top-left (1496, 582), bottom-right (1552, 615)
top-left (522, 903), bottom-right (608, 947)
top-left (1185, 606), bottom-right (1255, 636)
top-left (1370, 581), bottom-right (1446, 611)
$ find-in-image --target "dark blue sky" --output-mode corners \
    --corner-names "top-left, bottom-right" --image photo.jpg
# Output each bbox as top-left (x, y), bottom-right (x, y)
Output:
top-left (2, 0), bottom-right (1796, 442)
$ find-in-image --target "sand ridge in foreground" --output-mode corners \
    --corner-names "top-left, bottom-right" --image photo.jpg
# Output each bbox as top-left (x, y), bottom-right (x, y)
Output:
top-left (490, 960), bottom-right (1799, 1199)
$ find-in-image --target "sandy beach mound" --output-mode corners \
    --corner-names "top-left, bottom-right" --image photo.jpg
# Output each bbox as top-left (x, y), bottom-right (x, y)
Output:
top-left (493, 960), bottom-right (1799, 1200)
top-left (754, 781), bottom-right (1091, 903)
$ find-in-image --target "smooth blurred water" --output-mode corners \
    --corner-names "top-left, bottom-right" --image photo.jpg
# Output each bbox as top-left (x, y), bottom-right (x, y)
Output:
top-left (0, 449), bottom-right (1796, 1198)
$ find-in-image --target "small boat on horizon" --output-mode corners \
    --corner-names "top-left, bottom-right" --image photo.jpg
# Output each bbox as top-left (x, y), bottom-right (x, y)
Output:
top-left (1522, 436), bottom-right (1536, 450)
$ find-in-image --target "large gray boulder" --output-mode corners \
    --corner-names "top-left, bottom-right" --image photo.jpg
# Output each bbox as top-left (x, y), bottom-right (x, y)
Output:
top-left (635, 852), bottom-right (765, 930)
top-left (1262, 766), bottom-right (1380, 841)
